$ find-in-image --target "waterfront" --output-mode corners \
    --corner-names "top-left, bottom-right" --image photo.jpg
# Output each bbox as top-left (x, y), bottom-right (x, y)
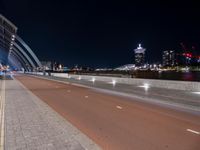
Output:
top-left (73, 70), bottom-right (200, 82)
top-left (131, 71), bottom-right (200, 82)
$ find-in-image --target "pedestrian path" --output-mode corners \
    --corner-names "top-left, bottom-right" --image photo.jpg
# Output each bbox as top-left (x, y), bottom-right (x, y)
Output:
top-left (4, 79), bottom-right (100, 150)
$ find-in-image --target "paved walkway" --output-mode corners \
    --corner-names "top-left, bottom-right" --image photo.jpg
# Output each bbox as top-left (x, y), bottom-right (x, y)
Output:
top-left (4, 79), bottom-right (100, 150)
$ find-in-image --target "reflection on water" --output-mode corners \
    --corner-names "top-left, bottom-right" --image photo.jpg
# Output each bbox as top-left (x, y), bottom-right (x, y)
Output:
top-left (183, 72), bottom-right (194, 81)
top-left (132, 71), bottom-right (200, 82)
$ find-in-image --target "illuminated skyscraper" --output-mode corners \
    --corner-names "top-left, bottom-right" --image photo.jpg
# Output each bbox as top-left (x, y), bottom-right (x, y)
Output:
top-left (162, 50), bottom-right (176, 67)
top-left (134, 44), bottom-right (146, 66)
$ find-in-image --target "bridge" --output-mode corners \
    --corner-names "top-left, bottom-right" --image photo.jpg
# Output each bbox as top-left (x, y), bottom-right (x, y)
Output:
top-left (0, 14), bottom-right (41, 71)
top-left (0, 15), bottom-right (200, 150)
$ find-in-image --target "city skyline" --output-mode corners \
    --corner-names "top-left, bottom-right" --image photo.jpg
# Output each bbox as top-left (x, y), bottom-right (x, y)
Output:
top-left (0, 1), bottom-right (200, 68)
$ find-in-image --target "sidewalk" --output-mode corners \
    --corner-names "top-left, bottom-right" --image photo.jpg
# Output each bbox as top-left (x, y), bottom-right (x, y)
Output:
top-left (4, 79), bottom-right (101, 150)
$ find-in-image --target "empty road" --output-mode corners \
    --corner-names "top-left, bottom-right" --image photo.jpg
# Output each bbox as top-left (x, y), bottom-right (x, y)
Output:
top-left (15, 75), bottom-right (200, 150)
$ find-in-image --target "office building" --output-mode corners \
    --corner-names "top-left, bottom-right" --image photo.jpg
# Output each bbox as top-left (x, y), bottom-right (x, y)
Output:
top-left (162, 50), bottom-right (176, 67)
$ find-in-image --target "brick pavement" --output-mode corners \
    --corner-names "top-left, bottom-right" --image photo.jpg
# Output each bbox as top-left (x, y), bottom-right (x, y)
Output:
top-left (4, 79), bottom-right (101, 150)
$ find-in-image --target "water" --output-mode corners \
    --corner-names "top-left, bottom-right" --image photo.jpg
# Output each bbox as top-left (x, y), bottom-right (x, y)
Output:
top-left (74, 70), bottom-right (200, 82)
top-left (131, 71), bottom-right (200, 82)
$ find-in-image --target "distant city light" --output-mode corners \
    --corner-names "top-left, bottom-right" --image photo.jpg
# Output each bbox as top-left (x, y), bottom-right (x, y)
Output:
top-left (59, 64), bottom-right (62, 69)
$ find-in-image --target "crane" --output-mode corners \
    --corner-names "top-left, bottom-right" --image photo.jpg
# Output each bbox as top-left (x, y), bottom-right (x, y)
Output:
top-left (179, 42), bottom-right (192, 65)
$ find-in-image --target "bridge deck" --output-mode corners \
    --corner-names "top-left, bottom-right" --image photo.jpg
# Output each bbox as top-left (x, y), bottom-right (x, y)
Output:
top-left (11, 74), bottom-right (200, 150)
top-left (1, 74), bottom-right (200, 149)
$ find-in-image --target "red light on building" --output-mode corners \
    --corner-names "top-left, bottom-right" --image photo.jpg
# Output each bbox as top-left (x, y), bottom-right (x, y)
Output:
top-left (182, 53), bottom-right (192, 58)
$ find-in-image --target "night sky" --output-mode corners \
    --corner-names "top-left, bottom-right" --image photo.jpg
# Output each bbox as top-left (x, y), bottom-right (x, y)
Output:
top-left (1, 1), bottom-right (200, 68)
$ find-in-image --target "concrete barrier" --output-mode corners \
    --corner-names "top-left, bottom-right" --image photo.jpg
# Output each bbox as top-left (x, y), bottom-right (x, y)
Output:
top-left (27, 72), bottom-right (43, 75)
top-left (27, 72), bottom-right (200, 91)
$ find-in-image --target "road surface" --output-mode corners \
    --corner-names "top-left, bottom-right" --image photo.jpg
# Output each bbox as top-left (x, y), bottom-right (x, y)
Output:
top-left (16, 75), bottom-right (200, 150)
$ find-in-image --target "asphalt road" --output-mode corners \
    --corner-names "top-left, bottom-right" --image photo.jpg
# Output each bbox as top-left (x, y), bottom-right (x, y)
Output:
top-left (15, 75), bottom-right (200, 150)
top-left (30, 73), bottom-right (200, 112)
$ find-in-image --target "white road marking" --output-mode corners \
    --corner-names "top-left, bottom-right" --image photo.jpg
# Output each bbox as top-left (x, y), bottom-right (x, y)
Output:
top-left (85, 96), bottom-right (89, 98)
top-left (116, 105), bottom-right (123, 109)
top-left (186, 129), bottom-right (200, 135)
top-left (67, 90), bottom-right (71, 93)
